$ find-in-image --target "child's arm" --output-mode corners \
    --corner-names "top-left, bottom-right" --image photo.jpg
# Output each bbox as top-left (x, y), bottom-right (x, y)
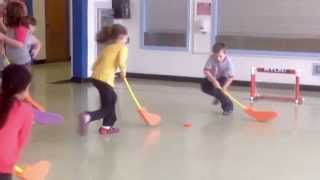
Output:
top-left (0, 32), bottom-right (24, 48)
top-left (30, 36), bottom-right (41, 58)
top-left (1, 26), bottom-right (29, 48)
top-left (0, 17), bottom-right (7, 33)
top-left (204, 70), bottom-right (222, 89)
top-left (203, 58), bottom-right (222, 89)
top-left (0, 5), bottom-right (7, 33)
top-left (222, 77), bottom-right (234, 90)
top-left (118, 46), bottom-right (128, 79)
top-left (222, 61), bottom-right (235, 90)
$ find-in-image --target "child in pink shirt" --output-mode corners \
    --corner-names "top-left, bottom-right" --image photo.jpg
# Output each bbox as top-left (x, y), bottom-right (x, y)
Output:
top-left (0, 64), bottom-right (33, 180)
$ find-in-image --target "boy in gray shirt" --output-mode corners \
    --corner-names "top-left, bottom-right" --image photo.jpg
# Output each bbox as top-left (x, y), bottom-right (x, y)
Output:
top-left (201, 42), bottom-right (234, 115)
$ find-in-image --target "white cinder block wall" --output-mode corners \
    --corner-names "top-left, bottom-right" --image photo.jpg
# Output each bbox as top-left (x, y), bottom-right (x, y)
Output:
top-left (37, 0), bottom-right (320, 86)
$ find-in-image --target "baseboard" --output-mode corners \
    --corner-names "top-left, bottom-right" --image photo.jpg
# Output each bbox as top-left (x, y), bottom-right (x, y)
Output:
top-left (70, 77), bottom-right (90, 83)
top-left (127, 73), bottom-right (202, 83)
top-left (300, 84), bottom-right (320, 91)
top-left (32, 59), bottom-right (47, 64)
top-left (127, 72), bottom-right (320, 91)
top-left (32, 59), bottom-right (71, 65)
top-left (49, 72), bottom-right (320, 91)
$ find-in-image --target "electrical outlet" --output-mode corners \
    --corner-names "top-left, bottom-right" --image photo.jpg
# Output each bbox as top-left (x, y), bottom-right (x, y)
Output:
top-left (312, 63), bottom-right (320, 76)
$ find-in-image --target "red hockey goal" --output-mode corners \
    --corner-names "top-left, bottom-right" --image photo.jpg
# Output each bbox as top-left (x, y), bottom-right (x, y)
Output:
top-left (250, 67), bottom-right (303, 104)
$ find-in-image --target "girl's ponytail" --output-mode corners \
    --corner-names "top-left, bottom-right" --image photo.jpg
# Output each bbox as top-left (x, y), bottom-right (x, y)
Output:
top-left (0, 92), bottom-right (16, 129)
top-left (0, 65), bottom-right (31, 129)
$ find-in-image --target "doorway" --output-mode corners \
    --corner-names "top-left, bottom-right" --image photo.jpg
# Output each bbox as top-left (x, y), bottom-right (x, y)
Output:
top-left (45, 0), bottom-right (70, 62)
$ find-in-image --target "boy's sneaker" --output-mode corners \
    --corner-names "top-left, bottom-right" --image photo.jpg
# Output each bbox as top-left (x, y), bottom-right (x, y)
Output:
top-left (78, 113), bottom-right (90, 136)
top-left (212, 98), bottom-right (220, 105)
top-left (99, 127), bottom-right (120, 136)
top-left (223, 110), bottom-right (233, 116)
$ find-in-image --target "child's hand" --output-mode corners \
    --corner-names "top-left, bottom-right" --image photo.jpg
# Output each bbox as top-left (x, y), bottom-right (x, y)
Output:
top-left (31, 48), bottom-right (40, 58)
top-left (211, 81), bottom-right (222, 89)
top-left (120, 71), bottom-right (126, 79)
top-left (222, 77), bottom-right (233, 91)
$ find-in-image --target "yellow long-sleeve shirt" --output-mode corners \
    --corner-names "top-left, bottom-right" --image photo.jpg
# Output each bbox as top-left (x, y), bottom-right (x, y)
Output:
top-left (91, 43), bottom-right (128, 87)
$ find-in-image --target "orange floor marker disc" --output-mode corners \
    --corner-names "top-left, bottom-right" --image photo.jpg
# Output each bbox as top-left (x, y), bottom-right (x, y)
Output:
top-left (183, 123), bottom-right (192, 128)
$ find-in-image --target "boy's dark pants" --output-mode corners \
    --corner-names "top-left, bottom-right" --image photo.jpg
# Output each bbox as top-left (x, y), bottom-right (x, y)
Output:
top-left (201, 77), bottom-right (233, 112)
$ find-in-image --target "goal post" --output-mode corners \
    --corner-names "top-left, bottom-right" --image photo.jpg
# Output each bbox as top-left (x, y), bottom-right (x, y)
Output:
top-left (250, 67), bottom-right (303, 104)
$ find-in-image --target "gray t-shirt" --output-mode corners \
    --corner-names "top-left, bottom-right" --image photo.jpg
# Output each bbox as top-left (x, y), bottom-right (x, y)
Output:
top-left (204, 56), bottom-right (234, 79)
top-left (6, 28), bottom-right (36, 65)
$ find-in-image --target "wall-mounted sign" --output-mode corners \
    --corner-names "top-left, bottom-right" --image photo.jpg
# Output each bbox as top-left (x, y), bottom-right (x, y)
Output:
top-left (197, 2), bottom-right (211, 16)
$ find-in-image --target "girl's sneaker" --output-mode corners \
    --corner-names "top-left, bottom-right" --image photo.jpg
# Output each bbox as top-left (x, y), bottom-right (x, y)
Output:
top-left (223, 110), bottom-right (233, 116)
top-left (99, 127), bottom-right (120, 136)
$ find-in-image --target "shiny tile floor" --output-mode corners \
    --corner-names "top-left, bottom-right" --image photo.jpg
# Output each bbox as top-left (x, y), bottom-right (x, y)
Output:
top-left (18, 62), bottom-right (320, 180)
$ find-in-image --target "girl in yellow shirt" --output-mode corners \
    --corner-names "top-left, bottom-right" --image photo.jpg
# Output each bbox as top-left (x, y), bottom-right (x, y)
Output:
top-left (79, 24), bottom-right (128, 136)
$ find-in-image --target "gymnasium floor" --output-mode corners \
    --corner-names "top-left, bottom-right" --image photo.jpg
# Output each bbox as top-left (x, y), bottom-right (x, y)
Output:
top-left (20, 62), bottom-right (320, 180)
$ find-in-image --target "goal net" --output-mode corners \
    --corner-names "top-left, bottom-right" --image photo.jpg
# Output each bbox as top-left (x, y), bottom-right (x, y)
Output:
top-left (250, 67), bottom-right (303, 104)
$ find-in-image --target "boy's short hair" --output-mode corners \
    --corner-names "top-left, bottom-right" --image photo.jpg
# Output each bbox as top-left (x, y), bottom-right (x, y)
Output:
top-left (212, 42), bottom-right (227, 54)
